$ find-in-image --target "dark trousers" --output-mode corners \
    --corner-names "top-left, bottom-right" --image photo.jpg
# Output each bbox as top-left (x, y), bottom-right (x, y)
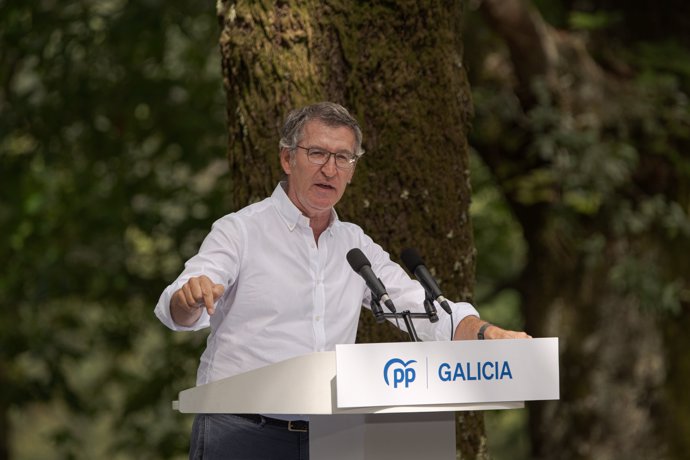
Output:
top-left (190, 414), bottom-right (309, 460)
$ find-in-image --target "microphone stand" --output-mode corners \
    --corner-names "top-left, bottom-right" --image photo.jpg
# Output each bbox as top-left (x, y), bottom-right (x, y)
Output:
top-left (370, 294), bottom-right (439, 342)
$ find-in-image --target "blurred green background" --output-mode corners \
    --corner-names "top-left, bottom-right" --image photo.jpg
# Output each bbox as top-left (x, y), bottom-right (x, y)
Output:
top-left (2, 1), bottom-right (225, 458)
top-left (3, 0), bottom-right (690, 459)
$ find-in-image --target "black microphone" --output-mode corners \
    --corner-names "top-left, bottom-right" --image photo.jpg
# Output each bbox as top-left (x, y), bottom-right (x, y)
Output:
top-left (400, 248), bottom-right (453, 315)
top-left (346, 248), bottom-right (396, 313)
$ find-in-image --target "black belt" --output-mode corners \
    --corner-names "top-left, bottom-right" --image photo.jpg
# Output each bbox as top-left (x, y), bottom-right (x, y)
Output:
top-left (234, 414), bottom-right (308, 433)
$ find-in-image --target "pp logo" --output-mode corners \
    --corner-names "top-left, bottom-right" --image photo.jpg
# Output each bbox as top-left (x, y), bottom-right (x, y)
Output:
top-left (383, 358), bottom-right (417, 388)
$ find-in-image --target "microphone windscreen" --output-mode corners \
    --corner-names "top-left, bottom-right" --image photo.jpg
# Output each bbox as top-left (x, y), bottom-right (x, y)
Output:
top-left (346, 248), bottom-right (370, 272)
top-left (400, 247), bottom-right (424, 272)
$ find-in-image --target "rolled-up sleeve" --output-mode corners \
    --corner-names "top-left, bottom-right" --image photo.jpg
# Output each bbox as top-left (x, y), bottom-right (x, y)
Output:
top-left (153, 215), bottom-right (243, 331)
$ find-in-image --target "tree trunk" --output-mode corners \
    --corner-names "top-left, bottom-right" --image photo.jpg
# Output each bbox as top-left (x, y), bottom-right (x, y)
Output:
top-left (218, 0), bottom-right (486, 457)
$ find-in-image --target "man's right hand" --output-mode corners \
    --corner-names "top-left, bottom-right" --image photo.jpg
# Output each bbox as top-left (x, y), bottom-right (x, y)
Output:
top-left (170, 275), bottom-right (225, 326)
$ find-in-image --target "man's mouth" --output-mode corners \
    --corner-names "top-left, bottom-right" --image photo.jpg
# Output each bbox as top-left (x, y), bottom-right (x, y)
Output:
top-left (315, 183), bottom-right (335, 190)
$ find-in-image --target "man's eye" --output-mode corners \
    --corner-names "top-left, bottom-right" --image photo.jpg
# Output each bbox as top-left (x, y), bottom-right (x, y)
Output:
top-left (309, 149), bottom-right (328, 158)
top-left (335, 154), bottom-right (353, 163)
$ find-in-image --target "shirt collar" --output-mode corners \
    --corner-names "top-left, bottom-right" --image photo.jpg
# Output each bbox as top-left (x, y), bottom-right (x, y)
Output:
top-left (272, 181), bottom-right (340, 235)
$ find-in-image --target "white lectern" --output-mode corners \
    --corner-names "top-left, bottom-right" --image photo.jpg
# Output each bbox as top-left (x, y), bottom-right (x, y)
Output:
top-left (174, 338), bottom-right (559, 459)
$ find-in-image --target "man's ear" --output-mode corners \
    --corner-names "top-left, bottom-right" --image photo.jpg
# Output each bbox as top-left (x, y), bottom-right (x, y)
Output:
top-left (347, 163), bottom-right (357, 184)
top-left (279, 148), bottom-right (292, 175)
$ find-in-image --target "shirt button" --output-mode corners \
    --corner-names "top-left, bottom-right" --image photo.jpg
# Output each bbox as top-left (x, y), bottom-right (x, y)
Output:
top-left (315, 315), bottom-right (321, 321)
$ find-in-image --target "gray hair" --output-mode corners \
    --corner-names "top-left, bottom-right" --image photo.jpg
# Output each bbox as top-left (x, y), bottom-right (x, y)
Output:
top-left (279, 102), bottom-right (364, 158)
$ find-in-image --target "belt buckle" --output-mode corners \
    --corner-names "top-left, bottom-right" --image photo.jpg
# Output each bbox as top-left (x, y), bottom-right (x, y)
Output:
top-left (288, 421), bottom-right (307, 433)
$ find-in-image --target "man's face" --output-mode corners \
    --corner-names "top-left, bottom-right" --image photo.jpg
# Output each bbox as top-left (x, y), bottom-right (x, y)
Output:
top-left (280, 119), bottom-right (357, 219)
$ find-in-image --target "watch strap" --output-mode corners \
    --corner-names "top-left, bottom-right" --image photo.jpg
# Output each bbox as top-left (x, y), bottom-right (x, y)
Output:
top-left (477, 322), bottom-right (492, 340)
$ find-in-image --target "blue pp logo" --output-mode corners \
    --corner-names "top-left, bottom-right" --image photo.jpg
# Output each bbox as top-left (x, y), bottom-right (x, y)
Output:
top-left (383, 358), bottom-right (417, 388)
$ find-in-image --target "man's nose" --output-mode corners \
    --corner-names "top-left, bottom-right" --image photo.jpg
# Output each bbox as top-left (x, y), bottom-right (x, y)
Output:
top-left (321, 154), bottom-right (338, 176)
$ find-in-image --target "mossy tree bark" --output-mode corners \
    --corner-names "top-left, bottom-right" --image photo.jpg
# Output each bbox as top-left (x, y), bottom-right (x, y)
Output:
top-left (218, 0), bottom-right (486, 457)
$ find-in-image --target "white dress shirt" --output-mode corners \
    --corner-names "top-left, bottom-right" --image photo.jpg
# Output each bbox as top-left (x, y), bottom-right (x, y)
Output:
top-left (155, 183), bottom-right (479, 386)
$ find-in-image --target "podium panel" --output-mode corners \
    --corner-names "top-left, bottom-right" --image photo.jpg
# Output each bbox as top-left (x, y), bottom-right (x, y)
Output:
top-left (173, 339), bottom-right (559, 460)
top-left (336, 338), bottom-right (559, 408)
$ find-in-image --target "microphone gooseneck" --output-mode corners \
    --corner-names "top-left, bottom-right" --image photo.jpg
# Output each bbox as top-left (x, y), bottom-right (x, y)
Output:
top-left (400, 248), bottom-right (453, 315)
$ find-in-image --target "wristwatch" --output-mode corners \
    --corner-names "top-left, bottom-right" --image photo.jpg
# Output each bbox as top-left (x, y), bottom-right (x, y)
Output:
top-left (477, 322), bottom-right (492, 340)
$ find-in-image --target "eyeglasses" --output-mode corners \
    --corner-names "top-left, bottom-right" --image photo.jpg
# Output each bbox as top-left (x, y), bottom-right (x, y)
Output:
top-left (296, 145), bottom-right (359, 171)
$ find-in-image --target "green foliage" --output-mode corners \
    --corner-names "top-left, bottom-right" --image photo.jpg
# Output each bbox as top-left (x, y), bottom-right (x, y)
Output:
top-left (568, 10), bottom-right (622, 31)
top-left (632, 41), bottom-right (690, 85)
top-left (472, 63), bottom-right (690, 314)
top-left (469, 150), bottom-right (526, 310)
top-left (1, 0), bottom-right (227, 457)
top-left (483, 407), bottom-right (530, 460)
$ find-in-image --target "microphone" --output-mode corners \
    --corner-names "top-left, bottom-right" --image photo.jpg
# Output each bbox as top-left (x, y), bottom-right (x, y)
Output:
top-left (346, 248), bottom-right (396, 313)
top-left (400, 248), bottom-right (453, 315)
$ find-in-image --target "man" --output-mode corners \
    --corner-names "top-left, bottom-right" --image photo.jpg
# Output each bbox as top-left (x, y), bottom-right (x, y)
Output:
top-left (155, 102), bottom-right (529, 459)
